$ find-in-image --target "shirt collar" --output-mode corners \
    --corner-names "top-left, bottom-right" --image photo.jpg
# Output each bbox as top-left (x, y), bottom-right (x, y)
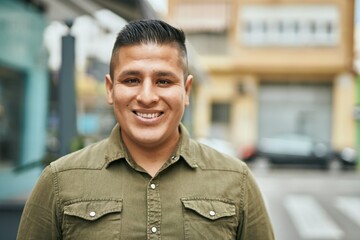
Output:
top-left (175, 123), bottom-right (198, 168)
top-left (104, 124), bottom-right (128, 168)
top-left (103, 123), bottom-right (198, 169)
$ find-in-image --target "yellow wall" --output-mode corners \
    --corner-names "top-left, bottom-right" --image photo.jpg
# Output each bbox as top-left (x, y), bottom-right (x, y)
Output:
top-left (332, 73), bottom-right (357, 149)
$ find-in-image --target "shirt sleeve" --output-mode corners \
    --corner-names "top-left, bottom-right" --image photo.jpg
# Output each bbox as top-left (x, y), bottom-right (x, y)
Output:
top-left (237, 166), bottom-right (275, 240)
top-left (17, 166), bottom-right (60, 240)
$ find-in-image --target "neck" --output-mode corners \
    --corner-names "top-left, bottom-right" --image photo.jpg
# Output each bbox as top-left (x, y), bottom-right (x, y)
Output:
top-left (122, 130), bottom-right (180, 177)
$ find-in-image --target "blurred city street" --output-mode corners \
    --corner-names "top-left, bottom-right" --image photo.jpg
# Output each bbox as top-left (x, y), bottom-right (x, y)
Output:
top-left (1, 0), bottom-right (360, 239)
top-left (250, 161), bottom-right (360, 240)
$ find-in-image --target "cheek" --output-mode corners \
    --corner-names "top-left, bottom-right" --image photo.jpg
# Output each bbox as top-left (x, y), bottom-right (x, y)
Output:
top-left (171, 94), bottom-right (188, 110)
top-left (162, 91), bottom-right (185, 105)
top-left (112, 87), bottom-right (134, 104)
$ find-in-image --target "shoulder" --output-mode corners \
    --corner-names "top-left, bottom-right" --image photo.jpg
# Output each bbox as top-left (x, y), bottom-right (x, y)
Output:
top-left (50, 138), bottom-right (109, 172)
top-left (190, 139), bottom-right (249, 174)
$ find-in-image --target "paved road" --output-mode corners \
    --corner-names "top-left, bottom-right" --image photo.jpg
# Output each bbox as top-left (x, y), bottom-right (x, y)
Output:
top-left (249, 161), bottom-right (360, 240)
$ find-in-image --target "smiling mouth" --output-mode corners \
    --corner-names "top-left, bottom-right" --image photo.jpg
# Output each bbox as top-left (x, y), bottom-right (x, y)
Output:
top-left (134, 111), bottom-right (163, 119)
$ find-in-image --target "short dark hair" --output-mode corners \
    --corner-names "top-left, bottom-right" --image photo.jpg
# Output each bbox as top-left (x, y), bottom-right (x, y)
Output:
top-left (109, 19), bottom-right (188, 79)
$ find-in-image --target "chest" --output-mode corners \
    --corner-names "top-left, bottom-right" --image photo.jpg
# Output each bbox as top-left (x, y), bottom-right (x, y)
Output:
top-left (58, 164), bottom-right (244, 239)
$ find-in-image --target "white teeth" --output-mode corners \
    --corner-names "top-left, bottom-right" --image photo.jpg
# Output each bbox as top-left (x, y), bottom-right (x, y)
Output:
top-left (136, 112), bottom-right (161, 119)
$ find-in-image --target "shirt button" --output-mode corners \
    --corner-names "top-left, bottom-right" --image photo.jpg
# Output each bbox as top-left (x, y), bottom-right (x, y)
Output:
top-left (151, 227), bottom-right (157, 233)
top-left (171, 155), bottom-right (177, 161)
top-left (209, 210), bottom-right (216, 216)
top-left (150, 183), bottom-right (156, 189)
top-left (89, 211), bottom-right (96, 217)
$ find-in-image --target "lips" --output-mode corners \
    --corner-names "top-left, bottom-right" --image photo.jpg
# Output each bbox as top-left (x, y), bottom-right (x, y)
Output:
top-left (134, 111), bottom-right (163, 119)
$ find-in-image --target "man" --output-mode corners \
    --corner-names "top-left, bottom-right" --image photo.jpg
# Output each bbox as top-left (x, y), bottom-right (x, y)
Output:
top-left (17, 19), bottom-right (274, 239)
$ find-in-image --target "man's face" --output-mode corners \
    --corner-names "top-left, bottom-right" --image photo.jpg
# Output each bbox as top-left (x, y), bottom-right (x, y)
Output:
top-left (106, 43), bottom-right (192, 149)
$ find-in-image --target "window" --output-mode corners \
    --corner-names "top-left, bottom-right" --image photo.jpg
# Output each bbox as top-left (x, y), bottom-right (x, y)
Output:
top-left (0, 66), bottom-right (25, 166)
top-left (210, 102), bottom-right (231, 139)
top-left (172, 2), bottom-right (231, 55)
top-left (187, 32), bottom-right (229, 55)
top-left (211, 103), bottom-right (231, 124)
top-left (240, 4), bottom-right (339, 47)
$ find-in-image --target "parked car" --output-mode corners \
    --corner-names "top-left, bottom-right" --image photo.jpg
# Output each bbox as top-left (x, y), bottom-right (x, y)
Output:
top-left (197, 137), bottom-right (257, 162)
top-left (257, 133), bottom-right (333, 168)
top-left (333, 147), bottom-right (358, 169)
top-left (197, 137), bottom-right (238, 158)
top-left (237, 145), bottom-right (257, 162)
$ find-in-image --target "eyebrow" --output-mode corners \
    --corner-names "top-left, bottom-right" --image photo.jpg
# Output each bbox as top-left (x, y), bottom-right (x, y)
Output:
top-left (118, 70), bottom-right (141, 78)
top-left (153, 71), bottom-right (178, 78)
top-left (118, 70), bottom-right (179, 79)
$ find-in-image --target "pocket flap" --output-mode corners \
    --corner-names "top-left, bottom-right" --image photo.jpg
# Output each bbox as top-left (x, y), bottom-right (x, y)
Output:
top-left (64, 200), bottom-right (122, 221)
top-left (181, 198), bottom-right (235, 220)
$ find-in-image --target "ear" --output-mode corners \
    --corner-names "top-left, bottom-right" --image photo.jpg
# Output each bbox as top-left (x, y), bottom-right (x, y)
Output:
top-left (184, 75), bottom-right (193, 106)
top-left (105, 74), bottom-right (114, 105)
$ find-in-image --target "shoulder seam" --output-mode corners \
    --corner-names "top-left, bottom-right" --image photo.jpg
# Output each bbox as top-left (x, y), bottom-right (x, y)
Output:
top-left (50, 164), bottom-right (62, 233)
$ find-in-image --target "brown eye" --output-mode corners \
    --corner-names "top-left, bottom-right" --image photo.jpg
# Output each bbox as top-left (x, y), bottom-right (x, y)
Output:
top-left (124, 78), bottom-right (140, 85)
top-left (157, 79), bottom-right (171, 85)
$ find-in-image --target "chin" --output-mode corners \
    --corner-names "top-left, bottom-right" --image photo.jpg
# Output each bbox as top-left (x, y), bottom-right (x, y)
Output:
top-left (133, 130), bottom-right (165, 145)
top-left (124, 123), bottom-right (178, 147)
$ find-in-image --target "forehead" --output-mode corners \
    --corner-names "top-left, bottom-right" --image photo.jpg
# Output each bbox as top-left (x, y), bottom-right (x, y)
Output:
top-left (112, 43), bottom-right (187, 72)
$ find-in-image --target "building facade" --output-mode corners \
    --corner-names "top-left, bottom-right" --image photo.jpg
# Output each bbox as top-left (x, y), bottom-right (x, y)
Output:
top-left (167, 0), bottom-right (356, 155)
top-left (0, 0), bottom-right (49, 196)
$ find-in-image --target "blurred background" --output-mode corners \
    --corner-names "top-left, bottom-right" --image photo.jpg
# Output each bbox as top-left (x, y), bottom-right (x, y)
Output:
top-left (0, 0), bottom-right (359, 239)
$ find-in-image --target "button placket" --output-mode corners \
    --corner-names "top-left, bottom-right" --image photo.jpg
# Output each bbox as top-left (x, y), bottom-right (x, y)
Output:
top-left (147, 180), bottom-right (161, 239)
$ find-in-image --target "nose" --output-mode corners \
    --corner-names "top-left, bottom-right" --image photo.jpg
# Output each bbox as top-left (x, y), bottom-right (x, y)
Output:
top-left (136, 80), bottom-right (159, 105)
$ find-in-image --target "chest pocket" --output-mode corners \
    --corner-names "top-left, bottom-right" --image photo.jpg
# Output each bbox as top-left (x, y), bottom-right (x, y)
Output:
top-left (62, 199), bottom-right (122, 240)
top-left (181, 198), bottom-right (238, 240)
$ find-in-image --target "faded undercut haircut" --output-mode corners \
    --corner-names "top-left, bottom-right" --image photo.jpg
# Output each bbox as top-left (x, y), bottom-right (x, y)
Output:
top-left (109, 19), bottom-right (188, 80)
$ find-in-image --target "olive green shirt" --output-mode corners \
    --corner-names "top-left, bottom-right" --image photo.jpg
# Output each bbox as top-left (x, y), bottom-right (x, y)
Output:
top-left (17, 124), bottom-right (274, 240)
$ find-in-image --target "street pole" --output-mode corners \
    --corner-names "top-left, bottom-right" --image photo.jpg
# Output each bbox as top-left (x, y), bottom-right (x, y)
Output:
top-left (58, 20), bottom-right (77, 156)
